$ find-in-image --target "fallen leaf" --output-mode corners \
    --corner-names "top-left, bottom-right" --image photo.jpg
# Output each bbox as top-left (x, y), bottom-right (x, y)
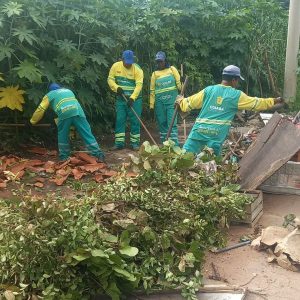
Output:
top-left (34, 177), bottom-right (45, 183)
top-left (43, 161), bottom-right (55, 173)
top-left (94, 173), bottom-right (104, 183)
top-left (26, 166), bottom-right (45, 173)
top-left (0, 181), bottom-right (7, 188)
top-left (75, 152), bottom-right (97, 164)
top-left (56, 168), bottom-right (70, 177)
top-left (15, 170), bottom-right (25, 179)
top-left (55, 159), bottom-right (70, 170)
top-left (80, 164), bottom-right (105, 173)
top-left (102, 170), bottom-right (118, 178)
top-left (69, 157), bottom-right (84, 166)
top-left (9, 161), bottom-right (27, 175)
top-left (72, 168), bottom-right (85, 180)
top-left (25, 159), bottom-right (44, 167)
top-left (50, 174), bottom-right (69, 186)
top-left (125, 171), bottom-right (138, 178)
top-left (34, 182), bottom-right (44, 188)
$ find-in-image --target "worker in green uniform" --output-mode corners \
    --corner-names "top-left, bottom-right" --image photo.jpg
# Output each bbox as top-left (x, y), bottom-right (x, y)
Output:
top-left (150, 51), bottom-right (182, 145)
top-left (108, 50), bottom-right (144, 150)
top-left (30, 83), bottom-right (105, 161)
top-left (176, 65), bottom-right (285, 156)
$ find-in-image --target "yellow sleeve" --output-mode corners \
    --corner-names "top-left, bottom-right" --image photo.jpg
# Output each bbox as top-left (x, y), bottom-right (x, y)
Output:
top-left (238, 92), bottom-right (275, 111)
top-left (170, 66), bottom-right (182, 91)
top-left (130, 66), bottom-right (144, 100)
top-left (107, 64), bottom-right (119, 93)
top-left (149, 72), bottom-right (155, 109)
top-left (30, 96), bottom-right (50, 125)
top-left (179, 90), bottom-right (205, 112)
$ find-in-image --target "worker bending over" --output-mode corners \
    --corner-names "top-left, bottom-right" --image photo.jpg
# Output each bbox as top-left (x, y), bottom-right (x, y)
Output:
top-left (150, 51), bottom-right (181, 145)
top-left (176, 65), bottom-right (285, 156)
top-left (30, 83), bottom-right (105, 161)
top-left (108, 50), bottom-right (144, 150)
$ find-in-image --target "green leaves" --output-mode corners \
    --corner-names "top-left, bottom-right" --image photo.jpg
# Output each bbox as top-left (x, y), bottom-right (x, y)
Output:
top-left (2, 2), bottom-right (23, 17)
top-left (130, 141), bottom-right (195, 172)
top-left (13, 27), bottom-right (37, 45)
top-left (56, 39), bottom-right (77, 54)
top-left (13, 60), bottom-right (42, 83)
top-left (0, 44), bottom-right (14, 62)
top-left (119, 246), bottom-right (139, 257)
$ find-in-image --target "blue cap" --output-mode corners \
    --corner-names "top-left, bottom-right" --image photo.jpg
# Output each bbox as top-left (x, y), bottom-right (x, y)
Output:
top-left (155, 51), bottom-right (166, 61)
top-left (122, 50), bottom-right (134, 64)
top-left (49, 83), bottom-right (61, 91)
top-left (222, 65), bottom-right (244, 81)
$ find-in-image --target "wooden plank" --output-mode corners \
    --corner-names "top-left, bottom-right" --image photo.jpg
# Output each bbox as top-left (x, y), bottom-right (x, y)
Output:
top-left (238, 117), bottom-right (300, 190)
top-left (238, 112), bottom-right (282, 179)
top-left (239, 190), bottom-right (262, 213)
top-left (244, 202), bottom-right (263, 222)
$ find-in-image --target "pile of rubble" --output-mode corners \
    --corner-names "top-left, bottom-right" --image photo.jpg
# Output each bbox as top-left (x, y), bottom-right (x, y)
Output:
top-left (251, 217), bottom-right (300, 272)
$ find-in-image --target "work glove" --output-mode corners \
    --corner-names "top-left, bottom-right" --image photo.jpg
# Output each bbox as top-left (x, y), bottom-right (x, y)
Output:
top-left (117, 87), bottom-right (124, 95)
top-left (127, 98), bottom-right (134, 107)
top-left (274, 97), bottom-right (285, 104)
top-left (174, 95), bottom-right (184, 108)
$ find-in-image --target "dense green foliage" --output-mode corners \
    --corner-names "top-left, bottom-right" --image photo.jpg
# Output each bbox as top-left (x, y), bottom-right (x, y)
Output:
top-left (0, 142), bottom-right (250, 299)
top-left (0, 0), bottom-right (288, 128)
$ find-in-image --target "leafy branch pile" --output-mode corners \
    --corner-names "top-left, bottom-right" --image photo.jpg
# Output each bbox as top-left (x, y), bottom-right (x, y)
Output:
top-left (0, 142), bottom-right (250, 300)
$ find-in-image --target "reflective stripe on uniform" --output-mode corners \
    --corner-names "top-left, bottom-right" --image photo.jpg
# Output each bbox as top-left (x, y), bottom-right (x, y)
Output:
top-left (155, 86), bottom-right (177, 95)
top-left (196, 118), bottom-right (231, 125)
top-left (55, 97), bottom-right (77, 111)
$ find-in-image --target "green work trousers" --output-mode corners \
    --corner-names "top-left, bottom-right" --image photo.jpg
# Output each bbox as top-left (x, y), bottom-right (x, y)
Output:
top-left (183, 138), bottom-right (222, 156)
top-left (154, 90), bottom-right (178, 145)
top-left (115, 97), bottom-right (142, 148)
top-left (57, 116), bottom-right (104, 160)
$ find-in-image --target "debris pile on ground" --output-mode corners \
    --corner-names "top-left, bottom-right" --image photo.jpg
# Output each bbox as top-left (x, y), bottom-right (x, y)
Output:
top-left (0, 149), bottom-right (120, 189)
top-left (251, 217), bottom-right (300, 272)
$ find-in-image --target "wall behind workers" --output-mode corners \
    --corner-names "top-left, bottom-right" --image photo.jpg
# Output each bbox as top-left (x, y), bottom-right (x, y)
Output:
top-left (0, 0), bottom-right (288, 130)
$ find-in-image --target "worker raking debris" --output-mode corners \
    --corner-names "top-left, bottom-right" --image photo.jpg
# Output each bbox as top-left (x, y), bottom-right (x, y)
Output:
top-left (108, 50), bottom-right (144, 150)
top-left (149, 51), bottom-right (182, 145)
top-left (29, 83), bottom-right (105, 161)
top-left (175, 65), bottom-right (286, 156)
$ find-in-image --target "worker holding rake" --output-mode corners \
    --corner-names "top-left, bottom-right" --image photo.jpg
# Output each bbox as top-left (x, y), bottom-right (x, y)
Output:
top-left (108, 50), bottom-right (144, 150)
top-left (176, 65), bottom-right (285, 156)
top-left (150, 51), bottom-right (182, 145)
top-left (29, 83), bottom-right (105, 161)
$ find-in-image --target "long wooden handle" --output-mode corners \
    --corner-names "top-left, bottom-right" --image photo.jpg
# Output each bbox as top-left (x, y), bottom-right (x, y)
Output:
top-left (121, 94), bottom-right (158, 146)
top-left (166, 76), bottom-right (189, 140)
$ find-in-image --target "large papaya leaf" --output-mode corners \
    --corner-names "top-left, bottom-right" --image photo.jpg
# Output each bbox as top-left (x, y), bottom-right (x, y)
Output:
top-left (89, 53), bottom-right (109, 67)
top-left (0, 43), bottom-right (14, 62)
top-left (2, 1), bottom-right (23, 17)
top-left (13, 27), bottom-right (37, 45)
top-left (13, 60), bottom-right (42, 83)
top-left (0, 85), bottom-right (25, 111)
top-left (28, 7), bottom-right (47, 29)
top-left (56, 39), bottom-right (77, 54)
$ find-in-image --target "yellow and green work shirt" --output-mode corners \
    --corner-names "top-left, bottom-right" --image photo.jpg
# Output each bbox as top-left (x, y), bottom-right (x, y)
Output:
top-left (149, 66), bottom-right (181, 108)
top-left (180, 84), bottom-right (275, 143)
top-left (107, 61), bottom-right (143, 100)
top-left (30, 88), bottom-right (85, 124)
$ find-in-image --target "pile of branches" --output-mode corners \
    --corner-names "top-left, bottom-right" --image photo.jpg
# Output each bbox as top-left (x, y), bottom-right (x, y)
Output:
top-left (0, 141), bottom-right (250, 300)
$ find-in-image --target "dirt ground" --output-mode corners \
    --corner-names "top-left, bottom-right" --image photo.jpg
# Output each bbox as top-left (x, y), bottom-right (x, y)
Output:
top-left (203, 193), bottom-right (300, 300)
